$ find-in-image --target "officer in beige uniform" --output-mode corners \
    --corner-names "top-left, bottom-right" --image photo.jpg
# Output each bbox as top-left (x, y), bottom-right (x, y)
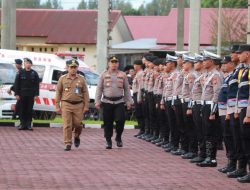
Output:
top-left (95, 56), bottom-right (133, 149)
top-left (56, 59), bottom-right (89, 151)
top-left (197, 51), bottom-right (222, 167)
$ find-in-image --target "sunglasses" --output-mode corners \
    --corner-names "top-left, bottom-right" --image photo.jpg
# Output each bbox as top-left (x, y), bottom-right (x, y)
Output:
top-left (111, 60), bottom-right (118, 63)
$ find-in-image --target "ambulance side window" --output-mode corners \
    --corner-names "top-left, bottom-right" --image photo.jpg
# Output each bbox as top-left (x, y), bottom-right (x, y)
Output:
top-left (52, 70), bottom-right (63, 84)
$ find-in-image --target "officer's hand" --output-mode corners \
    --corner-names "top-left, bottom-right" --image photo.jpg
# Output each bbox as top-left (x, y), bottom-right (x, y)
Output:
top-left (83, 108), bottom-right (89, 114)
top-left (186, 109), bottom-right (192, 115)
top-left (16, 95), bottom-right (20, 101)
top-left (55, 108), bottom-right (61, 114)
top-left (7, 89), bottom-right (12, 95)
top-left (127, 103), bottom-right (131, 110)
top-left (209, 114), bottom-right (216, 120)
top-left (34, 96), bottom-right (38, 101)
top-left (243, 117), bottom-right (250, 124)
top-left (95, 103), bottom-right (101, 110)
top-left (234, 113), bottom-right (239, 119)
top-left (225, 114), bottom-right (230, 120)
top-left (160, 104), bottom-right (165, 110)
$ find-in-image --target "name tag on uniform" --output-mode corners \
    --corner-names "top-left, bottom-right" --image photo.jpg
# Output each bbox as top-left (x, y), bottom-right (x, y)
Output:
top-left (75, 87), bottom-right (80, 94)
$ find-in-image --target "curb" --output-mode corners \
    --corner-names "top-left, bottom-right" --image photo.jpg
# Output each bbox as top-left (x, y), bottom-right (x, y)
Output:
top-left (0, 122), bottom-right (137, 129)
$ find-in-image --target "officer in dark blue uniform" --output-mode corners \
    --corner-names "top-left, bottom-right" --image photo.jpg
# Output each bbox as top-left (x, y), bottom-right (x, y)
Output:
top-left (235, 44), bottom-right (250, 183)
top-left (14, 58), bottom-right (40, 130)
top-left (217, 56), bottom-right (237, 173)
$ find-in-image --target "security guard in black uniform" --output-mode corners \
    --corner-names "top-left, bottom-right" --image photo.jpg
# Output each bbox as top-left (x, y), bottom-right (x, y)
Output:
top-left (7, 59), bottom-right (23, 119)
top-left (14, 58), bottom-right (39, 130)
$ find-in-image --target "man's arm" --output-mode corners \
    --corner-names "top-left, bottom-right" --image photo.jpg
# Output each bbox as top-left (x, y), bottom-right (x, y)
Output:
top-left (55, 76), bottom-right (63, 110)
top-left (82, 78), bottom-right (89, 112)
top-left (123, 74), bottom-right (133, 106)
top-left (95, 73), bottom-right (104, 106)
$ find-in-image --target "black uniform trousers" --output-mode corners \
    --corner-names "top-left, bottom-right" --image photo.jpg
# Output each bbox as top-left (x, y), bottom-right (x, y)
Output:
top-left (220, 115), bottom-right (236, 161)
top-left (239, 108), bottom-right (250, 168)
top-left (201, 104), bottom-right (218, 159)
top-left (155, 96), bottom-right (169, 140)
top-left (165, 100), bottom-right (179, 149)
top-left (192, 104), bottom-right (206, 158)
top-left (182, 102), bottom-right (198, 154)
top-left (148, 92), bottom-right (157, 136)
top-left (102, 102), bottom-right (125, 141)
top-left (173, 99), bottom-right (188, 152)
top-left (142, 91), bottom-right (150, 135)
top-left (13, 99), bottom-right (21, 118)
top-left (230, 113), bottom-right (247, 168)
top-left (19, 96), bottom-right (34, 127)
top-left (133, 93), bottom-right (145, 133)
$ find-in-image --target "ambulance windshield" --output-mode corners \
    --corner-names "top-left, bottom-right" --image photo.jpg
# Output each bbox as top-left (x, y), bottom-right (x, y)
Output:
top-left (0, 63), bottom-right (16, 85)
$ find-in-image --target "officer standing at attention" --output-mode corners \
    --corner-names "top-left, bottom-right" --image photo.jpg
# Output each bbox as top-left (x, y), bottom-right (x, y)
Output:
top-left (95, 56), bottom-right (133, 149)
top-left (7, 59), bottom-right (23, 119)
top-left (132, 60), bottom-right (145, 137)
top-left (14, 58), bottom-right (39, 130)
top-left (197, 51), bottom-right (222, 167)
top-left (56, 59), bottom-right (89, 151)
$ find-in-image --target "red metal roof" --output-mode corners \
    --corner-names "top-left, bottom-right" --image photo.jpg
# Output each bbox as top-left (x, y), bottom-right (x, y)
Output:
top-left (125, 8), bottom-right (247, 45)
top-left (0, 9), bottom-right (121, 44)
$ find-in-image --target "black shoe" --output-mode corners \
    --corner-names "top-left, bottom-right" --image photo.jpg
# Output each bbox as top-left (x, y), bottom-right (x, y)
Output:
top-left (106, 140), bottom-right (112, 149)
top-left (217, 143), bottom-right (224, 150)
top-left (137, 134), bottom-right (145, 139)
top-left (190, 156), bottom-right (205, 163)
top-left (146, 136), bottom-right (156, 142)
top-left (116, 140), bottom-right (123, 147)
top-left (237, 173), bottom-right (250, 183)
top-left (151, 138), bottom-right (161, 144)
top-left (27, 125), bottom-right (33, 131)
top-left (196, 158), bottom-right (217, 167)
top-left (64, 144), bottom-right (71, 151)
top-left (74, 137), bottom-right (80, 148)
top-left (171, 149), bottom-right (186, 156)
top-left (181, 152), bottom-right (197, 159)
top-left (227, 169), bottom-right (247, 178)
top-left (134, 131), bottom-right (144, 138)
top-left (162, 143), bottom-right (171, 149)
top-left (165, 146), bottom-right (176, 152)
top-left (218, 160), bottom-right (236, 173)
top-left (17, 125), bottom-right (25, 130)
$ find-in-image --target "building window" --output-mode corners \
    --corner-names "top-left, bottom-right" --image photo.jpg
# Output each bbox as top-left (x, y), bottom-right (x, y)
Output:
top-left (83, 48), bottom-right (85, 52)
top-left (76, 47), bottom-right (79, 52)
top-left (44, 48), bottom-right (47, 52)
top-left (16, 47), bottom-right (19, 50)
top-left (40, 48), bottom-right (42, 52)
top-left (31, 47), bottom-right (34, 52)
top-left (51, 48), bottom-right (54, 52)
top-left (69, 47), bottom-right (72, 51)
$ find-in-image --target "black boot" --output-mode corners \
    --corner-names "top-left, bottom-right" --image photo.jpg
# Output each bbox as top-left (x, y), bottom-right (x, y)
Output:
top-left (227, 160), bottom-right (247, 178)
top-left (237, 173), bottom-right (250, 183)
top-left (218, 159), bottom-right (237, 173)
top-left (106, 139), bottom-right (112, 149)
top-left (197, 141), bottom-right (217, 167)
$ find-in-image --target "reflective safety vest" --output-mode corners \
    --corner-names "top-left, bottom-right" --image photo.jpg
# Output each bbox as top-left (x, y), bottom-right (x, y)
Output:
top-left (237, 68), bottom-right (250, 108)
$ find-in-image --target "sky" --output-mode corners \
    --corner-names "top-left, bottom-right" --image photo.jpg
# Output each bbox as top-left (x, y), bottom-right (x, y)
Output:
top-left (41, 0), bottom-right (153, 9)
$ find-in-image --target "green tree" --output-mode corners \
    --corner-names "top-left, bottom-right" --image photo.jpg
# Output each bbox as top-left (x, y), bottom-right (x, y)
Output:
top-left (202, 0), bottom-right (247, 8)
top-left (16, 0), bottom-right (41, 8)
top-left (88, 0), bottom-right (98, 9)
top-left (77, 0), bottom-right (87, 9)
top-left (114, 0), bottom-right (140, 15)
top-left (144, 0), bottom-right (175, 16)
top-left (41, 0), bottom-right (53, 9)
top-left (52, 0), bottom-right (62, 9)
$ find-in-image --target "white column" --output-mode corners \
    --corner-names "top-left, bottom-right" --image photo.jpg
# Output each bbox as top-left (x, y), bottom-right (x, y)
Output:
top-left (217, 0), bottom-right (222, 56)
top-left (176, 0), bottom-right (184, 51)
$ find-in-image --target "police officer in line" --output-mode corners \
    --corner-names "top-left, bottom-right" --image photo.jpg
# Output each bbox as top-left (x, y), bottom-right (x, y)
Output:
top-left (197, 51), bottom-right (222, 167)
top-left (132, 60), bottom-right (145, 137)
top-left (235, 44), bottom-right (250, 183)
top-left (7, 59), bottom-right (23, 119)
top-left (225, 45), bottom-right (248, 178)
top-left (217, 55), bottom-right (237, 173)
top-left (161, 54), bottom-right (179, 152)
top-left (188, 54), bottom-right (206, 163)
top-left (95, 56), bottom-right (133, 149)
top-left (56, 59), bottom-right (89, 151)
top-left (14, 58), bottom-right (40, 130)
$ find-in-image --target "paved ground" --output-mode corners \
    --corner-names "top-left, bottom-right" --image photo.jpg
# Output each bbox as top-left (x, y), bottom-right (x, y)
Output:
top-left (0, 127), bottom-right (249, 190)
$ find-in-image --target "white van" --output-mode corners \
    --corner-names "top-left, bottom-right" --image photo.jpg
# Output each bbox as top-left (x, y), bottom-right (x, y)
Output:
top-left (0, 49), bottom-right (98, 119)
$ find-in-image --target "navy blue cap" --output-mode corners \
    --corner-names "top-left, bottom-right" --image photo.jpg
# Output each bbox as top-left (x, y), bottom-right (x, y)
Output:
top-left (145, 55), bottom-right (158, 63)
top-left (66, 59), bottom-right (79, 66)
top-left (133, 60), bottom-right (143, 66)
top-left (231, 45), bottom-right (240, 53)
top-left (236, 44), bottom-right (250, 53)
top-left (23, 58), bottom-right (33, 64)
top-left (14, 59), bottom-right (23, 65)
top-left (221, 55), bottom-right (231, 64)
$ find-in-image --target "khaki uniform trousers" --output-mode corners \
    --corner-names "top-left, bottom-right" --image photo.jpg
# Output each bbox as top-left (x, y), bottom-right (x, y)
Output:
top-left (61, 101), bottom-right (83, 145)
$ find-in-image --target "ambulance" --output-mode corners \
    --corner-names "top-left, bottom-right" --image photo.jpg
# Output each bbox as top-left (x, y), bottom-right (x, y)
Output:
top-left (0, 49), bottom-right (99, 120)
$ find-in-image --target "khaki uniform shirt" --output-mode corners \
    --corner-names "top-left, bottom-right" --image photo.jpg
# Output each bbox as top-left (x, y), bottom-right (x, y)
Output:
top-left (172, 69), bottom-right (184, 97)
top-left (132, 69), bottom-right (144, 102)
top-left (95, 70), bottom-right (133, 105)
top-left (182, 71), bottom-right (195, 99)
top-left (191, 71), bottom-right (203, 101)
top-left (147, 70), bottom-right (155, 93)
top-left (55, 74), bottom-right (89, 110)
top-left (201, 68), bottom-right (222, 102)
top-left (153, 72), bottom-right (162, 95)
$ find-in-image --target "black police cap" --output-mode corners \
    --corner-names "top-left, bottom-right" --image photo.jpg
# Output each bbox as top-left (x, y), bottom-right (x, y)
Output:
top-left (145, 55), bottom-right (158, 63)
top-left (14, 59), bottom-right (23, 65)
top-left (236, 44), bottom-right (250, 53)
top-left (23, 58), bottom-right (33, 64)
top-left (153, 58), bottom-right (163, 66)
top-left (231, 45), bottom-right (240, 53)
top-left (133, 60), bottom-right (143, 66)
top-left (221, 55), bottom-right (231, 64)
top-left (66, 59), bottom-right (79, 67)
top-left (108, 56), bottom-right (119, 62)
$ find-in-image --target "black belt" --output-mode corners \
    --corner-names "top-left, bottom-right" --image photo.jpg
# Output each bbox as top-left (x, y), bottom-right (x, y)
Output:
top-left (103, 96), bottom-right (123, 101)
top-left (63, 100), bottom-right (83, 105)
